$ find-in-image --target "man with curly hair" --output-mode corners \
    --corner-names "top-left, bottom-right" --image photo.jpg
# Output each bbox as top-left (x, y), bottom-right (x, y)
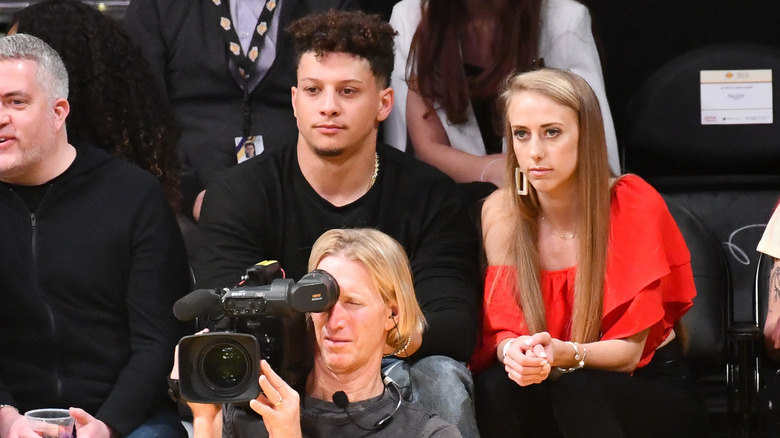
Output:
top-left (195, 10), bottom-right (480, 438)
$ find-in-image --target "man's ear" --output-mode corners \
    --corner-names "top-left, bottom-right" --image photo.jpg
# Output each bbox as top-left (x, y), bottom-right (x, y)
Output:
top-left (376, 86), bottom-right (394, 123)
top-left (53, 98), bottom-right (69, 131)
top-left (385, 305), bottom-right (399, 331)
top-left (291, 86), bottom-right (298, 118)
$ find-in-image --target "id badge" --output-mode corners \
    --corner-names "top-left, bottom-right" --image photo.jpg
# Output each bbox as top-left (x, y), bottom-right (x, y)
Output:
top-left (236, 135), bottom-right (264, 163)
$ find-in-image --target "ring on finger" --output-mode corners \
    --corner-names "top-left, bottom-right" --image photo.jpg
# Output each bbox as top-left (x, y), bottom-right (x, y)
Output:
top-left (273, 396), bottom-right (283, 407)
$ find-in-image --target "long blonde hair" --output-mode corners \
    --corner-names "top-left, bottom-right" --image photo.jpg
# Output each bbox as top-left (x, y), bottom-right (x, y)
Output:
top-left (501, 68), bottom-right (613, 343)
top-left (308, 228), bottom-right (426, 350)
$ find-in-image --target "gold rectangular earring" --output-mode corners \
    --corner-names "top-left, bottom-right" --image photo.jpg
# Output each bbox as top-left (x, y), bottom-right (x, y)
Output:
top-left (515, 168), bottom-right (528, 195)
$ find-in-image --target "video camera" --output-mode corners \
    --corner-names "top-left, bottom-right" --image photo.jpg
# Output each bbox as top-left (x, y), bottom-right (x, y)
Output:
top-left (174, 261), bottom-right (339, 403)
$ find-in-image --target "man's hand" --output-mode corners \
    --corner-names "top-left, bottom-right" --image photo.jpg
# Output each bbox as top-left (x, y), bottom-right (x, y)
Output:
top-left (249, 360), bottom-right (302, 438)
top-left (170, 329), bottom-right (223, 438)
top-left (0, 407), bottom-right (39, 438)
top-left (193, 190), bottom-right (206, 222)
top-left (69, 408), bottom-right (114, 438)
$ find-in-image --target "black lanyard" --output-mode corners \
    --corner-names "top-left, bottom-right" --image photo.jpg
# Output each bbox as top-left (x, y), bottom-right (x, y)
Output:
top-left (213, 0), bottom-right (280, 136)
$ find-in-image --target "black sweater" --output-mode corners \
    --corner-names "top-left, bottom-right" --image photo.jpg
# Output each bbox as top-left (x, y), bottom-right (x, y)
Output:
top-left (195, 144), bottom-right (481, 362)
top-left (0, 146), bottom-right (190, 435)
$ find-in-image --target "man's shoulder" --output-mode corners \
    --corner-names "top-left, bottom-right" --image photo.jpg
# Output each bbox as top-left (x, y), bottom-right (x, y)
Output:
top-left (396, 403), bottom-right (463, 438)
top-left (67, 146), bottom-right (177, 217)
top-left (72, 144), bottom-right (157, 186)
top-left (202, 145), bottom-right (298, 216)
top-left (213, 145), bottom-right (296, 187)
top-left (378, 144), bottom-right (456, 187)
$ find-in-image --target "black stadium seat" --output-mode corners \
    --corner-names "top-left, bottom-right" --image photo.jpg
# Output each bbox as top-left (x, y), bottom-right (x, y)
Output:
top-left (624, 43), bottom-right (780, 437)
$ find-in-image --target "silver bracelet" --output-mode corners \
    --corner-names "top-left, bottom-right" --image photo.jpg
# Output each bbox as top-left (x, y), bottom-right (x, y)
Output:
top-left (501, 338), bottom-right (517, 362)
top-left (557, 342), bottom-right (587, 373)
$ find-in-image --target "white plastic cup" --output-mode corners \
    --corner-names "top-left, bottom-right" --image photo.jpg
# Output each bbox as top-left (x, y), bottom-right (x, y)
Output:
top-left (24, 408), bottom-right (74, 438)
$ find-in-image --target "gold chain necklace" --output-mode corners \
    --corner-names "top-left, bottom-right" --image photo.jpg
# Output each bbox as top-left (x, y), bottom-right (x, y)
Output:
top-left (368, 152), bottom-right (379, 189)
top-left (540, 215), bottom-right (575, 240)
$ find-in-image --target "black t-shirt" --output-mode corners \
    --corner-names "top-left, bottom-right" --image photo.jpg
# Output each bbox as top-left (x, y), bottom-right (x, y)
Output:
top-left (195, 143), bottom-right (481, 362)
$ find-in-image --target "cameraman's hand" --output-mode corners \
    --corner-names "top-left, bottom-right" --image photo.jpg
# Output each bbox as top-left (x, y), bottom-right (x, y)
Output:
top-left (0, 407), bottom-right (39, 438)
top-left (249, 360), bottom-right (301, 438)
top-left (171, 330), bottom-right (222, 438)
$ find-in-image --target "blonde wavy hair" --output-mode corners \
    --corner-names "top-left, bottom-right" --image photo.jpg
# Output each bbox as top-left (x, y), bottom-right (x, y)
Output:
top-left (500, 68), bottom-right (614, 343)
top-left (308, 228), bottom-right (426, 351)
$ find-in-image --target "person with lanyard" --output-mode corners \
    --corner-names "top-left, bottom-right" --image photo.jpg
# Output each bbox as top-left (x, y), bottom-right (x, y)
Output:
top-left (123, 0), bottom-right (358, 226)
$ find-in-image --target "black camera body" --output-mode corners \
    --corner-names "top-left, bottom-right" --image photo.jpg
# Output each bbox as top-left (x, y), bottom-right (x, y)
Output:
top-left (176, 265), bottom-right (339, 403)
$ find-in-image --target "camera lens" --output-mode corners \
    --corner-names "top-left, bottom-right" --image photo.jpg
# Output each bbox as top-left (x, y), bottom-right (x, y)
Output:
top-left (200, 342), bottom-right (251, 393)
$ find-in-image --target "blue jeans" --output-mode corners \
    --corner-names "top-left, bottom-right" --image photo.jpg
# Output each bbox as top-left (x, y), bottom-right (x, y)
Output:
top-left (125, 410), bottom-right (188, 438)
top-left (382, 355), bottom-right (479, 438)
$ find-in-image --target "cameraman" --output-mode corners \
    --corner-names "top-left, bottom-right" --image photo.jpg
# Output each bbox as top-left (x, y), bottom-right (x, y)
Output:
top-left (179, 229), bottom-right (460, 438)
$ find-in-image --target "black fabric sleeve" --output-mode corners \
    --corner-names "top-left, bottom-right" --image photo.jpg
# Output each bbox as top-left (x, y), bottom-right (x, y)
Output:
top-left (408, 180), bottom-right (482, 363)
top-left (95, 182), bottom-right (190, 434)
top-left (0, 383), bottom-right (15, 408)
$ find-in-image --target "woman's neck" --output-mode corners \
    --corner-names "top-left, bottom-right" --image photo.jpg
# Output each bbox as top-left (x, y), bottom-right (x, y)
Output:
top-left (537, 189), bottom-right (578, 232)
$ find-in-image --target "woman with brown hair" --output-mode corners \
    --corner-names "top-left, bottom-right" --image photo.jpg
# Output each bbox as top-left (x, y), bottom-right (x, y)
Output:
top-left (471, 68), bottom-right (703, 437)
top-left (385, 0), bottom-right (620, 190)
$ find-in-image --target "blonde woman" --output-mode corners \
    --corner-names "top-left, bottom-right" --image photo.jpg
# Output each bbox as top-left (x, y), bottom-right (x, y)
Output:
top-left (471, 68), bottom-right (704, 437)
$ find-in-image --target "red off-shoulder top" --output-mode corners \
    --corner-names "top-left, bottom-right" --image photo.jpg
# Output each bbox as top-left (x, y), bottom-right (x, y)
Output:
top-left (470, 174), bottom-right (696, 374)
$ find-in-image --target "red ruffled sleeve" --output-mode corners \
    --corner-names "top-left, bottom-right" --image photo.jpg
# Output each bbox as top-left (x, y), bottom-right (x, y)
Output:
top-left (601, 174), bottom-right (696, 367)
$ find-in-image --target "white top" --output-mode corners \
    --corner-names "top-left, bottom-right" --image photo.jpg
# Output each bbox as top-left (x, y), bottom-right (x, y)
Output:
top-left (385, 0), bottom-right (621, 175)
top-left (758, 205), bottom-right (780, 259)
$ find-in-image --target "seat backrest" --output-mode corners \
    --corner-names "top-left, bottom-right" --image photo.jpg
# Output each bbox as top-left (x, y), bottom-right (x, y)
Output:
top-left (664, 196), bottom-right (729, 377)
top-left (624, 43), bottom-right (780, 323)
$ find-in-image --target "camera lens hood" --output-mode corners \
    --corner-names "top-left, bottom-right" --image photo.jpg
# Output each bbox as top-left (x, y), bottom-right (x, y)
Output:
top-left (177, 332), bottom-right (261, 403)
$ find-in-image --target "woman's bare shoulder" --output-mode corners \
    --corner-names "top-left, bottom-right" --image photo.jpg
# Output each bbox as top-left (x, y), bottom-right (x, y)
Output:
top-left (481, 188), bottom-right (514, 264)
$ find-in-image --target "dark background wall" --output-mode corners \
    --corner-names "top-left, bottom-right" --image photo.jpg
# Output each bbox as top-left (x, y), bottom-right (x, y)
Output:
top-left (3, 0), bottom-right (777, 150)
top-left (581, 0), bottom-right (780, 147)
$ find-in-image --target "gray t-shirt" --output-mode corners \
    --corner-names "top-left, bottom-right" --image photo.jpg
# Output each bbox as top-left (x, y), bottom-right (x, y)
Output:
top-left (224, 387), bottom-right (461, 438)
